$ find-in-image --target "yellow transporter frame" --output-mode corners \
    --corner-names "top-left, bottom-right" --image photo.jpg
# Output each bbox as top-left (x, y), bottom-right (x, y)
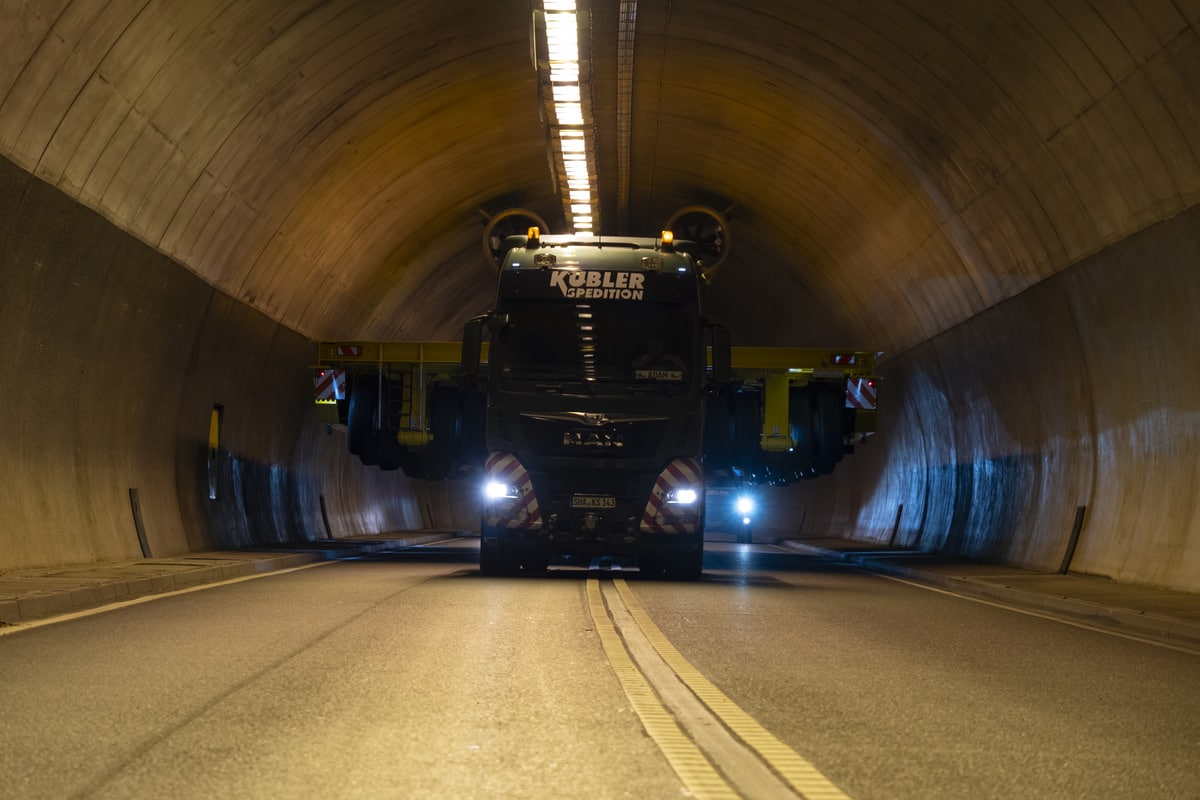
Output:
top-left (728, 347), bottom-right (880, 450)
top-left (312, 341), bottom-right (487, 447)
top-left (312, 342), bottom-right (880, 449)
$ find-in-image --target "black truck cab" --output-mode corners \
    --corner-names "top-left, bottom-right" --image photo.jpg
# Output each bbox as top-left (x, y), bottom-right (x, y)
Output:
top-left (473, 231), bottom-right (717, 578)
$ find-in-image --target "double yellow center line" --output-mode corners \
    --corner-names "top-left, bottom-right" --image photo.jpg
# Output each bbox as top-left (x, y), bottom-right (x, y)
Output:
top-left (586, 577), bottom-right (853, 800)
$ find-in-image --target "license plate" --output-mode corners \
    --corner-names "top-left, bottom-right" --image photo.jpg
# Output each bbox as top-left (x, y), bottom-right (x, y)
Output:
top-left (571, 495), bottom-right (617, 509)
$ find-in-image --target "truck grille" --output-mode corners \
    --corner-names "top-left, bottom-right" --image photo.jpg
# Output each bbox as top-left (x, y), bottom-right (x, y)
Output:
top-left (519, 416), bottom-right (663, 459)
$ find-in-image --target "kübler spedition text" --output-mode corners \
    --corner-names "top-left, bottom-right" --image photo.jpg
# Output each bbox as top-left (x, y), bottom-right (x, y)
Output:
top-left (549, 270), bottom-right (646, 300)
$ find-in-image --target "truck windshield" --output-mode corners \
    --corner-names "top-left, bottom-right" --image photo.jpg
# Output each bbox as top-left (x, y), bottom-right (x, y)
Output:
top-left (494, 300), bottom-right (696, 391)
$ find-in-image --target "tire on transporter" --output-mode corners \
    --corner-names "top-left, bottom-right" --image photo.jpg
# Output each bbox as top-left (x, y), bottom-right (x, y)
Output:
top-left (347, 374), bottom-right (381, 466)
top-left (812, 383), bottom-right (846, 475)
top-left (478, 523), bottom-right (546, 576)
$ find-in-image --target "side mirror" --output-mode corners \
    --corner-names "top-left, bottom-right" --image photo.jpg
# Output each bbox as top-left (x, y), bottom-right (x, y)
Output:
top-left (708, 323), bottom-right (731, 384)
top-left (461, 316), bottom-right (485, 377)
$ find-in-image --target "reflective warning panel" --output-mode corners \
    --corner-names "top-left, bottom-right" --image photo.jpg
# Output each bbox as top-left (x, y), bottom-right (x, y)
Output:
top-left (640, 457), bottom-right (702, 534)
top-left (313, 369), bottom-right (346, 404)
top-left (845, 377), bottom-right (878, 410)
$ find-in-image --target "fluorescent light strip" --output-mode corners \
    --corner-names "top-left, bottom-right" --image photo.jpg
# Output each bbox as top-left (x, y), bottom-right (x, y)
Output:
top-left (541, 1), bottom-right (597, 234)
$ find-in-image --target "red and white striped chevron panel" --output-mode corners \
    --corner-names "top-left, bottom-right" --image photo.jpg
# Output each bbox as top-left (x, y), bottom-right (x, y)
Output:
top-left (845, 377), bottom-right (878, 410)
top-left (483, 451), bottom-right (543, 529)
top-left (313, 369), bottom-right (346, 404)
top-left (640, 457), bottom-right (703, 534)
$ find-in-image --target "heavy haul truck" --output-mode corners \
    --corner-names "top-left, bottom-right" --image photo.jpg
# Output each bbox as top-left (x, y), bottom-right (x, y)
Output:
top-left (312, 210), bottom-right (879, 579)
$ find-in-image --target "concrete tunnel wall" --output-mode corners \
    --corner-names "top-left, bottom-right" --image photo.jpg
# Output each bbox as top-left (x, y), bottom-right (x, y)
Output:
top-left (0, 155), bottom-right (477, 573)
top-left (1, 147), bottom-right (1196, 594)
top-left (764, 207), bottom-right (1199, 593)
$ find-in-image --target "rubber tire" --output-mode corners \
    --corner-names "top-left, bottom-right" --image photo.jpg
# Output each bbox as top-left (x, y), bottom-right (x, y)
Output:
top-left (377, 432), bottom-right (405, 471)
top-left (458, 388), bottom-right (487, 466)
top-left (479, 524), bottom-right (519, 577)
top-left (732, 389), bottom-right (761, 478)
top-left (812, 384), bottom-right (844, 474)
top-left (702, 391), bottom-right (733, 471)
top-left (520, 551), bottom-right (549, 574)
top-left (638, 554), bottom-right (666, 577)
top-left (426, 382), bottom-right (461, 479)
top-left (665, 545), bottom-right (704, 581)
top-left (346, 374), bottom-right (376, 458)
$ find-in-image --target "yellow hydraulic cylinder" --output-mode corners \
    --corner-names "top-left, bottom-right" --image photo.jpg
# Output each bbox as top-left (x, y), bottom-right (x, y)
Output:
top-left (396, 430), bottom-right (432, 447)
top-left (761, 373), bottom-right (794, 452)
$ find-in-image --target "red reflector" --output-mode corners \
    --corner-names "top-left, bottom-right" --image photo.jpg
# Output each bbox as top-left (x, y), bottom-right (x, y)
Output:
top-left (336, 345), bottom-right (362, 356)
top-left (831, 353), bottom-right (856, 365)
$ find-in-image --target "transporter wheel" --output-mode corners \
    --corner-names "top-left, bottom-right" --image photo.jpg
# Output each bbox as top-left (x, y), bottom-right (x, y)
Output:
top-left (520, 551), bottom-right (549, 574)
top-left (787, 386), bottom-right (818, 464)
top-left (400, 454), bottom-right (444, 480)
top-left (457, 387), bottom-right (487, 466)
top-left (732, 389), bottom-right (761, 478)
top-left (702, 390), bottom-right (733, 471)
top-left (638, 554), bottom-right (671, 579)
top-left (666, 545), bottom-right (704, 581)
top-left (641, 546), bottom-right (703, 581)
top-left (346, 374), bottom-right (377, 458)
top-left (426, 382), bottom-right (461, 479)
top-left (479, 537), bottom-right (501, 576)
top-left (479, 524), bottom-right (519, 577)
top-left (813, 384), bottom-right (845, 474)
top-left (376, 433), bottom-right (405, 471)
top-left (638, 554), bottom-right (663, 577)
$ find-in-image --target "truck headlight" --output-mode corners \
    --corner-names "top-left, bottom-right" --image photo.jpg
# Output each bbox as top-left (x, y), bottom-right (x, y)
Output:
top-left (484, 481), bottom-right (519, 501)
top-left (666, 487), bottom-right (699, 505)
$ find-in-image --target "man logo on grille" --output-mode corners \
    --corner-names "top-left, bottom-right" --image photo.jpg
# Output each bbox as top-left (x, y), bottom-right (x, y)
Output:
top-left (563, 431), bottom-right (624, 448)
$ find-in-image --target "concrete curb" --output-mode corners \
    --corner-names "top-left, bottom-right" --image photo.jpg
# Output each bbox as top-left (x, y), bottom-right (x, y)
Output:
top-left (779, 541), bottom-right (1200, 648)
top-left (0, 533), bottom-right (458, 626)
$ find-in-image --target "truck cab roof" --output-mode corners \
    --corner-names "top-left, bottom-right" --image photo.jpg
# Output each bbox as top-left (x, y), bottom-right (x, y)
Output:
top-left (499, 233), bottom-right (696, 273)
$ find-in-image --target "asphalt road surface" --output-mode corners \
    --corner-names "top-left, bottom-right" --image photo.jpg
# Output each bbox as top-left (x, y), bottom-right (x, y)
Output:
top-left (1, 541), bottom-right (1196, 799)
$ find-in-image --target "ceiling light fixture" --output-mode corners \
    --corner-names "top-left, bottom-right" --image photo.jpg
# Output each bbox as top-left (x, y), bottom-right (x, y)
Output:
top-left (536, 1), bottom-right (598, 234)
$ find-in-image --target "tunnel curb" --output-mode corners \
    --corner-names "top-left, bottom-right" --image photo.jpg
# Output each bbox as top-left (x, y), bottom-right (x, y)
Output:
top-left (0, 532), bottom-right (461, 627)
top-left (779, 540), bottom-right (1200, 649)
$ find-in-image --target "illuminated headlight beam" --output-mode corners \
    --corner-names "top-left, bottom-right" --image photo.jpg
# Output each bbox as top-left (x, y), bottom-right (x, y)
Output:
top-left (666, 487), bottom-right (699, 505)
top-left (484, 481), bottom-right (520, 501)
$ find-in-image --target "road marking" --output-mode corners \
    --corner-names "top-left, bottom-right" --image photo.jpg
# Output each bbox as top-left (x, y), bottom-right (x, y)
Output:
top-left (875, 574), bottom-right (1200, 656)
top-left (613, 579), bottom-right (853, 800)
top-left (586, 578), bottom-right (739, 798)
top-left (0, 560), bottom-right (335, 637)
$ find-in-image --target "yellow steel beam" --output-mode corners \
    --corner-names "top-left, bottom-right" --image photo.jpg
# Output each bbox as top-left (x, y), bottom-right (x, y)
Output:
top-left (761, 373), bottom-right (793, 452)
top-left (317, 341), bottom-right (875, 376)
top-left (727, 346), bottom-right (877, 375)
top-left (314, 341), bottom-right (488, 367)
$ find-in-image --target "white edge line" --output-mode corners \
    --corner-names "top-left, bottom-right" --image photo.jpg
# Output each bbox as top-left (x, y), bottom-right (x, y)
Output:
top-left (0, 560), bottom-right (336, 637)
top-left (876, 572), bottom-right (1200, 656)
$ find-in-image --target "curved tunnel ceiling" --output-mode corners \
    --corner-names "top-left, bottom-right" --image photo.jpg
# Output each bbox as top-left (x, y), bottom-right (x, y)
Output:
top-left (2, 1), bottom-right (1197, 354)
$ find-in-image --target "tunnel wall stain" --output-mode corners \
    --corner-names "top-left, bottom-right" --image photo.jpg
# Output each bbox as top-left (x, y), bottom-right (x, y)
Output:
top-left (774, 206), bottom-right (1199, 592)
top-left (0, 156), bottom-right (448, 572)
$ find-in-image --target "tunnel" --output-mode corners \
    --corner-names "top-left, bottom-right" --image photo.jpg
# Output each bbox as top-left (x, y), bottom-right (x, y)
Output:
top-left (1, 0), bottom-right (1197, 595)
